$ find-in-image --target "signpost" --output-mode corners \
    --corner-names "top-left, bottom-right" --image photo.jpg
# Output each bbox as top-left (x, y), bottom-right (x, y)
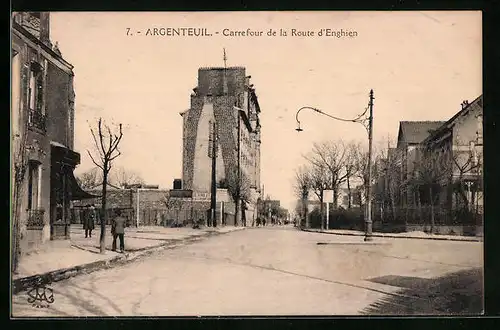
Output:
top-left (323, 190), bottom-right (333, 230)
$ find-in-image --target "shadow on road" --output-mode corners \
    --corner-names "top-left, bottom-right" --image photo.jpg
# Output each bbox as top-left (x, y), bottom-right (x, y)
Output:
top-left (361, 267), bottom-right (483, 315)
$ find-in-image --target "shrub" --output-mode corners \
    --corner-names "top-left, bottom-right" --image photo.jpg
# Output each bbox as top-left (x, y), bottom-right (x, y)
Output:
top-left (329, 207), bottom-right (364, 230)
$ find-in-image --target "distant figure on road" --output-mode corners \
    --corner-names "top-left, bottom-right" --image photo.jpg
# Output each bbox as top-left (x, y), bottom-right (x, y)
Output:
top-left (84, 204), bottom-right (96, 238)
top-left (112, 209), bottom-right (126, 253)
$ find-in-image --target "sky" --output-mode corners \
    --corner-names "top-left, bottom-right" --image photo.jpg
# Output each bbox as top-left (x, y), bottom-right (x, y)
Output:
top-left (49, 11), bottom-right (482, 213)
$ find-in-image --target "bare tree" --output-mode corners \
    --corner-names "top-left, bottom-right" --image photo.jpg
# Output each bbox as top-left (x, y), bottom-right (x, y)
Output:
top-left (351, 142), bottom-right (370, 203)
top-left (386, 148), bottom-right (404, 222)
top-left (344, 142), bottom-right (360, 209)
top-left (305, 140), bottom-right (349, 208)
top-left (308, 163), bottom-right (330, 229)
top-left (76, 167), bottom-right (102, 190)
top-left (451, 141), bottom-right (483, 212)
top-left (223, 167), bottom-right (251, 225)
top-left (412, 147), bottom-right (451, 233)
top-left (87, 118), bottom-right (123, 254)
top-left (293, 165), bottom-right (311, 199)
top-left (111, 166), bottom-right (145, 188)
top-left (293, 165), bottom-right (313, 227)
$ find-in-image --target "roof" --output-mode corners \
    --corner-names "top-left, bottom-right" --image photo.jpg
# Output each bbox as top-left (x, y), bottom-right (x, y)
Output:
top-left (199, 66), bottom-right (245, 71)
top-left (398, 121), bottom-right (446, 146)
top-left (423, 94), bottom-right (483, 145)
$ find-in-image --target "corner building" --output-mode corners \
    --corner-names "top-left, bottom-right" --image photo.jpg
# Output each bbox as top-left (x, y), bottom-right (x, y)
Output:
top-left (11, 12), bottom-right (93, 255)
top-left (180, 67), bottom-right (262, 224)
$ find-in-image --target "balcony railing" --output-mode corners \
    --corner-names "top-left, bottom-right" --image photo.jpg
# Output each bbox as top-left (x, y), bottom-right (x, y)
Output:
top-left (28, 110), bottom-right (46, 132)
top-left (26, 209), bottom-right (45, 228)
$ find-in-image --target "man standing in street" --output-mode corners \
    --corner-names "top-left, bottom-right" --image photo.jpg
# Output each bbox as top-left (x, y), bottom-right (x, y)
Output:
top-left (84, 204), bottom-right (96, 238)
top-left (112, 209), bottom-right (126, 253)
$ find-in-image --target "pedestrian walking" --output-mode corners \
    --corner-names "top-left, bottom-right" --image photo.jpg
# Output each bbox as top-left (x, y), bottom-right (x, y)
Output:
top-left (84, 204), bottom-right (96, 238)
top-left (111, 209), bottom-right (126, 253)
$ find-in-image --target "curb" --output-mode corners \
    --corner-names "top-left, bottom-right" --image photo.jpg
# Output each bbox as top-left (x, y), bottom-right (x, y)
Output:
top-left (300, 228), bottom-right (482, 242)
top-left (12, 227), bottom-right (244, 295)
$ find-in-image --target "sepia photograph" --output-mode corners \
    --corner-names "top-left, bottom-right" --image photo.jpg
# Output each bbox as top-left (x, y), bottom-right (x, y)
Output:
top-left (10, 11), bottom-right (483, 317)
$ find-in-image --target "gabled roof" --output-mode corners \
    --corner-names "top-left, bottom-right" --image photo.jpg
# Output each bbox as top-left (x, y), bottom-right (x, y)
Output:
top-left (397, 121), bottom-right (445, 146)
top-left (423, 94), bottom-right (483, 145)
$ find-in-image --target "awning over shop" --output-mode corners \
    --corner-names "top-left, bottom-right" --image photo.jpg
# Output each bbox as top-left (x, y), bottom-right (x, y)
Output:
top-left (68, 170), bottom-right (101, 200)
top-left (50, 142), bottom-right (101, 200)
top-left (50, 142), bottom-right (80, 167)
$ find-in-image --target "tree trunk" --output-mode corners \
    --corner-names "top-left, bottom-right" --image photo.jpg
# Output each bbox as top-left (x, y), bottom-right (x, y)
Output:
top-left (389, 186), bottom-right (396, 223)
top-left (416, 188), bottom-right (422, 223)
top-left (12, 176), bottom-right (23, 274)
top-left (333, 187), bottom-right (339, 210)
top-left (347, 177), bottom-right (352, 209)
top-left (234, 196), bottom-right (239, 227)
top-left (429, 186), bottom-right (435, 234)
top-left (100, 168), bottom-right (108, 254)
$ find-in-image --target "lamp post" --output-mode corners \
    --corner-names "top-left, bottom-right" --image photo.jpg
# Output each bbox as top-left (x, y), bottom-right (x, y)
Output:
top-left (295, 89), bottom-right (374, 241)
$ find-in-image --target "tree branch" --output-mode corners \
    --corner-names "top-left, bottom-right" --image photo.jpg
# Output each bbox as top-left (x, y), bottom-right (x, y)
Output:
top-left (97, 118), bottom-right (107, 157)
top-left (87, 150), bottom-right (104, 170)
top-left (109, 147), bottom-right (122, 161)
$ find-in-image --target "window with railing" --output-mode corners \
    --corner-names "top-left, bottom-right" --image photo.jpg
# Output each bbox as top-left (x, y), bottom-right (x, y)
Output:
top-left (27, 160), bottom-right (41, 211)
top-left (27, 61), bottom-right (46, 132)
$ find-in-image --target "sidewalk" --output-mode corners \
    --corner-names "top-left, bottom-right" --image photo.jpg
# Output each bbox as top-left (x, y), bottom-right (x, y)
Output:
top-left (13, 225), bottom-right (245, 294)
top-left (301, 228), bottom-right (482, 242)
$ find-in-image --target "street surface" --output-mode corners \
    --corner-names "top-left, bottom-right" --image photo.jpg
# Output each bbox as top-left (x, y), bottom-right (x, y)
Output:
top-left (12, 226), bottom-right (483, 316)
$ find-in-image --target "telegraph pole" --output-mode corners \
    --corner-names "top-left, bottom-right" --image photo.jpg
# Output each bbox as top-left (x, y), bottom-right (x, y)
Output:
top-left (364, 89), bottom-right (374, 241)
top-left (210, 121), bottom-right (217, 227)
top-left (236, 110), bottom-right (241, 226)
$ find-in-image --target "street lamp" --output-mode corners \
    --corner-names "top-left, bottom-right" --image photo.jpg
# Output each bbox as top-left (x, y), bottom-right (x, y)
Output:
top-left (295, 90), bottom-right (375, 241)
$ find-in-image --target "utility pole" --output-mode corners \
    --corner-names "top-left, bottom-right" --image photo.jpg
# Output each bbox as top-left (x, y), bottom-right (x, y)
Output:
top-left (210, 121), bottom-right (218, 227)
top-left (236, 110), bottom-right (241, 226)
top-left (364, 89), bottom-right (374, 241)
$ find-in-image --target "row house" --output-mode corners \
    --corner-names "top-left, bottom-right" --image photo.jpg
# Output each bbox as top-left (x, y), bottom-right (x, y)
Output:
top-left (420, 95), bottom-right (483, 222)
top-left (378, 95), bottom-right (483, 231)
top-left (11, 12), bottom-right (94, 255)
top-left (395, 121), bottom-right (445, 209)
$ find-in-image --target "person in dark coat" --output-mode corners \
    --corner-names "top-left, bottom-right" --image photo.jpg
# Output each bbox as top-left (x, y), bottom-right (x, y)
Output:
top-left (112, 209), bottom-right (126, 252)
top-left (84, 204), bottom-right (96, 238)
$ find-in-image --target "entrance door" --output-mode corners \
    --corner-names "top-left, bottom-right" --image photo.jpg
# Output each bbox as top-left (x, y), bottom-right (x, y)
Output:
top-left (50, 160), bottom-right (71, 240)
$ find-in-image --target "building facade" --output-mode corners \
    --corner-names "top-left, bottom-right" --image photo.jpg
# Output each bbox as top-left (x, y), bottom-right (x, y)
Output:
top-left (377, 96), bottom-right (483, 234)
top-left (11, 12), bottom-right (92, 255)
top-left (395, 121), bottom-right (445, 209)
top-left (180, 67), bottom-right (262, 224)
top-left (421, 95), bottom-right (483, 224)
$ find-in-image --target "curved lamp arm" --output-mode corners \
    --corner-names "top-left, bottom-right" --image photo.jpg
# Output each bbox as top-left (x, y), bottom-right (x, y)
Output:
top-left (295, 105), bottom-right (370, 134)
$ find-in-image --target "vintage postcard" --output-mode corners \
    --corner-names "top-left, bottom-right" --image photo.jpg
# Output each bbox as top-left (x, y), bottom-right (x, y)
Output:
top-left (10, 11), bottom-right (483, 317)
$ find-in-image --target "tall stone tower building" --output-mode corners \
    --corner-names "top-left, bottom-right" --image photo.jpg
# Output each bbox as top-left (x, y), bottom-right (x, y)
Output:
top-left (180, 67), bottom-right (262, 222)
